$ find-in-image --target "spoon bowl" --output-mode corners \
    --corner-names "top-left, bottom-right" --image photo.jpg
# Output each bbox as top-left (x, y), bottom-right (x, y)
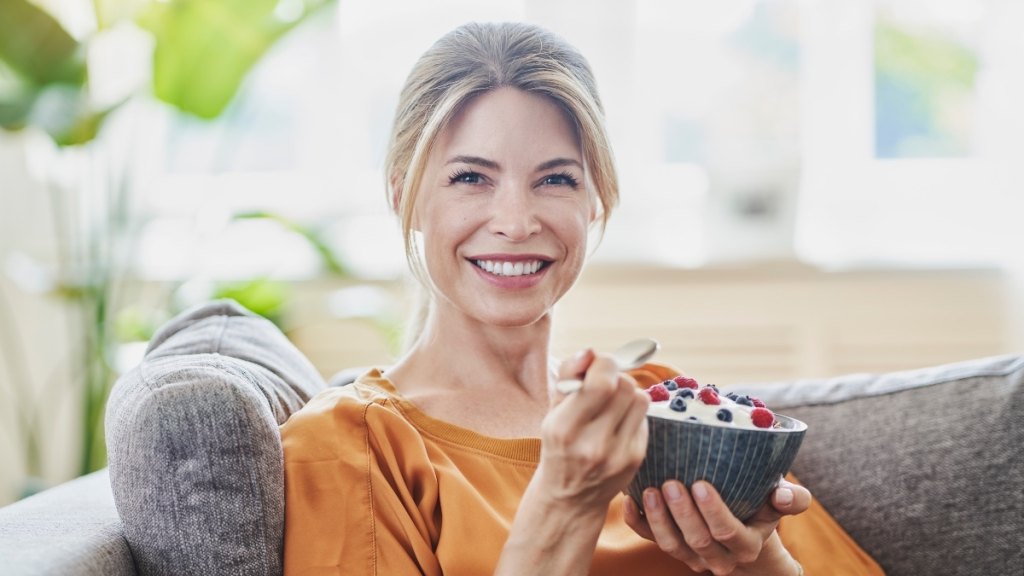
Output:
top-left (555, 338), bottom-right (660, 394)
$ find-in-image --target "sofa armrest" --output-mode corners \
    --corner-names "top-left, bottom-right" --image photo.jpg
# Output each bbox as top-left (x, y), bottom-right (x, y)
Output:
top-left (0, 469), bottom-right (135, 576)
top-left (105, 300), bottom-right (327, 576)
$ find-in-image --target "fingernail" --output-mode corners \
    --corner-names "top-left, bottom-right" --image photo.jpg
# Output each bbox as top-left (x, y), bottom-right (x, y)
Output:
top-left (692, 481), bottom-right (709, 502)
top-left (574, 348), bottom-right (591, 362)
top-left (776, 487), bottom-right (794, 507)
top-left (664, 482), bottom-right (682, 502)
top-left (644, 489), bottom-right (658, 509)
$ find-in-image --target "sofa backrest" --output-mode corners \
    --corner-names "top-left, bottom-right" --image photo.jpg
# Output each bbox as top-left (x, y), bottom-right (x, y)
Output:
top-left (737, 354), bottom-right (1024, 576)
top-left (105, 300), bottom-right (326, 576)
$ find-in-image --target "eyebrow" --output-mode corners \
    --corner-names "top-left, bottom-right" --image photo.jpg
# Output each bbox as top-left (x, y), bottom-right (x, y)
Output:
top-left (445, 155), bottom-right (583, 172)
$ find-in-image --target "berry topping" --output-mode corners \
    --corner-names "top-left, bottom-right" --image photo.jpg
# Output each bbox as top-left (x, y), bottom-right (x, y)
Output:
top-left (670, 396), bottom-right (687, 412)
top-left (675, 388), bottom-right (695, 399)
top-left (698, 387), bottom-right (720, 405)
top-left (647, 384), bottom-right (671, 402)
top-left (663, 379), bottom-right (678, 391)
top-left (735, 395), bottom-right (754, 407)
top-left (751, 407), bottom-right (775, 428)
top-left (672, 375), bottom-right (699, 390)
top-left (750, 397), bottom-right (767, 408)
top-left (716, 408), bottom-right (733, 422)
top-left (725, 392), bottom-right (740, 401)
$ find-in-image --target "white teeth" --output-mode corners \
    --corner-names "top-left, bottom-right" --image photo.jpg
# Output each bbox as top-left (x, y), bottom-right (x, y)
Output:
top-left (474, 259), bottom-right (545, 277)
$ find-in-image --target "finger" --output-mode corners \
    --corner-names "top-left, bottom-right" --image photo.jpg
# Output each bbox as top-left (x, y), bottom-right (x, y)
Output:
top-left (614, 385), bottom-right (650, 451)
top-left (622, 495), bottom-right (655, 541)
top-left (773, 478), bottom-right (812, 516)
top-left (642, 488), bottom-right (704, 567)
top-left (556, 348), bottom-right (596, 382)
top-left (574, 376), bottom-right (648, 464)
top-left (555, 355), bottom-right (624, 422)
top-left (688, 481), bottom-right (760, 565)
top-left (544, 359), bottom-right (638, 455)
top-left (747, 477), bottom-right (813, 530)
top-left (662, 480), bottom-right (739, 573)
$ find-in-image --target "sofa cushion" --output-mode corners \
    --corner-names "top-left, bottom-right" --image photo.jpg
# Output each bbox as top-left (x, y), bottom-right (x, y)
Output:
top-left (736, 354), bottom-right (1024, 576)
top-left (0, 469), bottom-right (134, 576)
top-left (105, 300), bottom-right (326, 576)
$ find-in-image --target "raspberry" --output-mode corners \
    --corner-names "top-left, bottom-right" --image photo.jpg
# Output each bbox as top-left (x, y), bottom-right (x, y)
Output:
top-left (673, 375), bottom-right (699, 389)
top-left (751, 407), bottom-right (775, 428)
top-left (750, 396), bottom-right (766, 408)
top-left (647, 383), bottom-right (670, 402)
top-left (698, 387), bottom-right (720, 405)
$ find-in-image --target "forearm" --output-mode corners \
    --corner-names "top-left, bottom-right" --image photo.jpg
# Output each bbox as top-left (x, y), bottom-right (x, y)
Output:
top-left (494, 480), bottom-right (607, 576)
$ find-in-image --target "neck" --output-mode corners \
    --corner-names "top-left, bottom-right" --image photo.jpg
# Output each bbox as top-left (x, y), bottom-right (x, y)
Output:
top-left (388, 305), bottom-right (555, 403)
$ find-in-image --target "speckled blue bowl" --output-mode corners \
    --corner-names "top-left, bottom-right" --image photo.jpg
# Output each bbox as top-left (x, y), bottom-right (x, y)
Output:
top-left (627, 413), bottom-right (807, 522)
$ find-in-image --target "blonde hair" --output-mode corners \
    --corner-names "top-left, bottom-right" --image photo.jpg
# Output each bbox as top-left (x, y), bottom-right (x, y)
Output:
top-left (384, 22), bottom-right (619, 346)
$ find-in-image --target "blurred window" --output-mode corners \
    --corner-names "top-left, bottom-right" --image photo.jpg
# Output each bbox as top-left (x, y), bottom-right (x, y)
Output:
top-left (131, 0), bottom-right (1023, 280)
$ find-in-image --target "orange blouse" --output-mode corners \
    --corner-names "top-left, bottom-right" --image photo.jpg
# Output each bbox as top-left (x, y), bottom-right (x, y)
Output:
top-left (282, 367), bottom-right (884, 575)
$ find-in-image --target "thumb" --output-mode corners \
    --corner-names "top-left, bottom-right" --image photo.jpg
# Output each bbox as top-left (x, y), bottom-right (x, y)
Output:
top-left (551, 348), bottom-right (595, 404)
top-left (559, 348), bottom-right (596, 380)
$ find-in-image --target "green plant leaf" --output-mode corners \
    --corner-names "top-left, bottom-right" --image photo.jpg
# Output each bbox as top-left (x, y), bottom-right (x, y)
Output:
top-left (233, 210), bottom-right (349, 276)
top-left (0, 0), bottom-right (87, 86)
top-left (138, 0), bottom-right (333, 119)
top-left (212, 279), bottom-right (289, 326)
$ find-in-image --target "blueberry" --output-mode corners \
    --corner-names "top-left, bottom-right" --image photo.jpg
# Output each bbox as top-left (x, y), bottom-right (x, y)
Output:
top-left (735, 396), bottom-right (754, 407)
top-left (663, 379), bottom-right (678, 391)
top-left (687, 416), bottom-right (700, 421)
top-left (716, 408), bottom-right (733, 422)
top-left (675, 389), bottom-right (695, 399)
top-left (725, 392), bottom-right (740, 401)
top-left (669, 396), bottom-right (687, 412)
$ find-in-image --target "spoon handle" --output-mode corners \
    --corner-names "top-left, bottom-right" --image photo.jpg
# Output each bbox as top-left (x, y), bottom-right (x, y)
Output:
top-left (554, 378), bottom-right (584, 394)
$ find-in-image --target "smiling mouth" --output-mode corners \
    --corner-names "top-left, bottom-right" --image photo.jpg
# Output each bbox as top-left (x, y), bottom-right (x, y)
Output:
top-left (472, 259), bottom-right (550, 277)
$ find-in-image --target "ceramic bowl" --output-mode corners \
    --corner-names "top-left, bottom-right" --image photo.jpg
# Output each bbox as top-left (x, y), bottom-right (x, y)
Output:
top-left (626, 412), bottom-right (807, 522)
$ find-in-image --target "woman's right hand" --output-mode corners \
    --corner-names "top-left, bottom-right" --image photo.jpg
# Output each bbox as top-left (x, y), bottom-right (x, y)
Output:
top-left (495, 349), bottom-right (651, 575)
top-left (533, 349), bottom-right (651, 515)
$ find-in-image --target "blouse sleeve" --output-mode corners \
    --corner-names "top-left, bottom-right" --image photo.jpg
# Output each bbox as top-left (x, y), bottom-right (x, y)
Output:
top-left (281, 388), bottom-right (442, 576)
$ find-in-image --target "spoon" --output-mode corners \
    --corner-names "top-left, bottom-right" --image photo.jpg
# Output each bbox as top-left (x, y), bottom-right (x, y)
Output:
top-left (555, 338), bottom-right (661, 394)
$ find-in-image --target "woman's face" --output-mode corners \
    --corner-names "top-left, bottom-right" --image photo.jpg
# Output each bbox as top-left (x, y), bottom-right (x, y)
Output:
top-left (414, 87), bottom-right (595, 329)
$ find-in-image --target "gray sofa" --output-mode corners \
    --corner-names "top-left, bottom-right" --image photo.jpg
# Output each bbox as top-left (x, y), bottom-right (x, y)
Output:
top-left (0, 300), bottom-right (1021, 575)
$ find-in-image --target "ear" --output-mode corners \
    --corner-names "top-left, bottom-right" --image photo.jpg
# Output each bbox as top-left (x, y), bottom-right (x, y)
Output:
top-left (588, 188), bottom-right (601, 224)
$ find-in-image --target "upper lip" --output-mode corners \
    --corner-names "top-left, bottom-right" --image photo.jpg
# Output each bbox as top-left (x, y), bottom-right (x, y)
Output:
top-left (466, 253), bottom-right (554, 263)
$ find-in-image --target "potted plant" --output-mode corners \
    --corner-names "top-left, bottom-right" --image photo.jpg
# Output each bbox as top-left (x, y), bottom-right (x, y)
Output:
top-left (0, 0), bottom-right (336, 495)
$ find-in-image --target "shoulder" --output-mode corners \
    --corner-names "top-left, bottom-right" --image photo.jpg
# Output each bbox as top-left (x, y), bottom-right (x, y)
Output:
top-left (281, 370), bottom-right (404, 462)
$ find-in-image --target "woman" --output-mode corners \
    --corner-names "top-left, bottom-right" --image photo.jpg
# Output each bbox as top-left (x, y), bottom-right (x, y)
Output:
top-left (282, 22), bottom-right (883, 575)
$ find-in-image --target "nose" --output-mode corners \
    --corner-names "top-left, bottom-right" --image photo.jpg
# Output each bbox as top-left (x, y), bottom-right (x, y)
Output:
top-left (488, 184), bottom-right (542, 241)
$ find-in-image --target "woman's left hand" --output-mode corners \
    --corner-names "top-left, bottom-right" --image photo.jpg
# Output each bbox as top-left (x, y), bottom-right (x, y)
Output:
top-left (623, 477), bottom-right (810, 575)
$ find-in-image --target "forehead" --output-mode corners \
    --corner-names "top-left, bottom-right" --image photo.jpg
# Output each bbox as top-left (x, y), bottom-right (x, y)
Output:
top-left (434, 87), bottom-right (582, 164)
